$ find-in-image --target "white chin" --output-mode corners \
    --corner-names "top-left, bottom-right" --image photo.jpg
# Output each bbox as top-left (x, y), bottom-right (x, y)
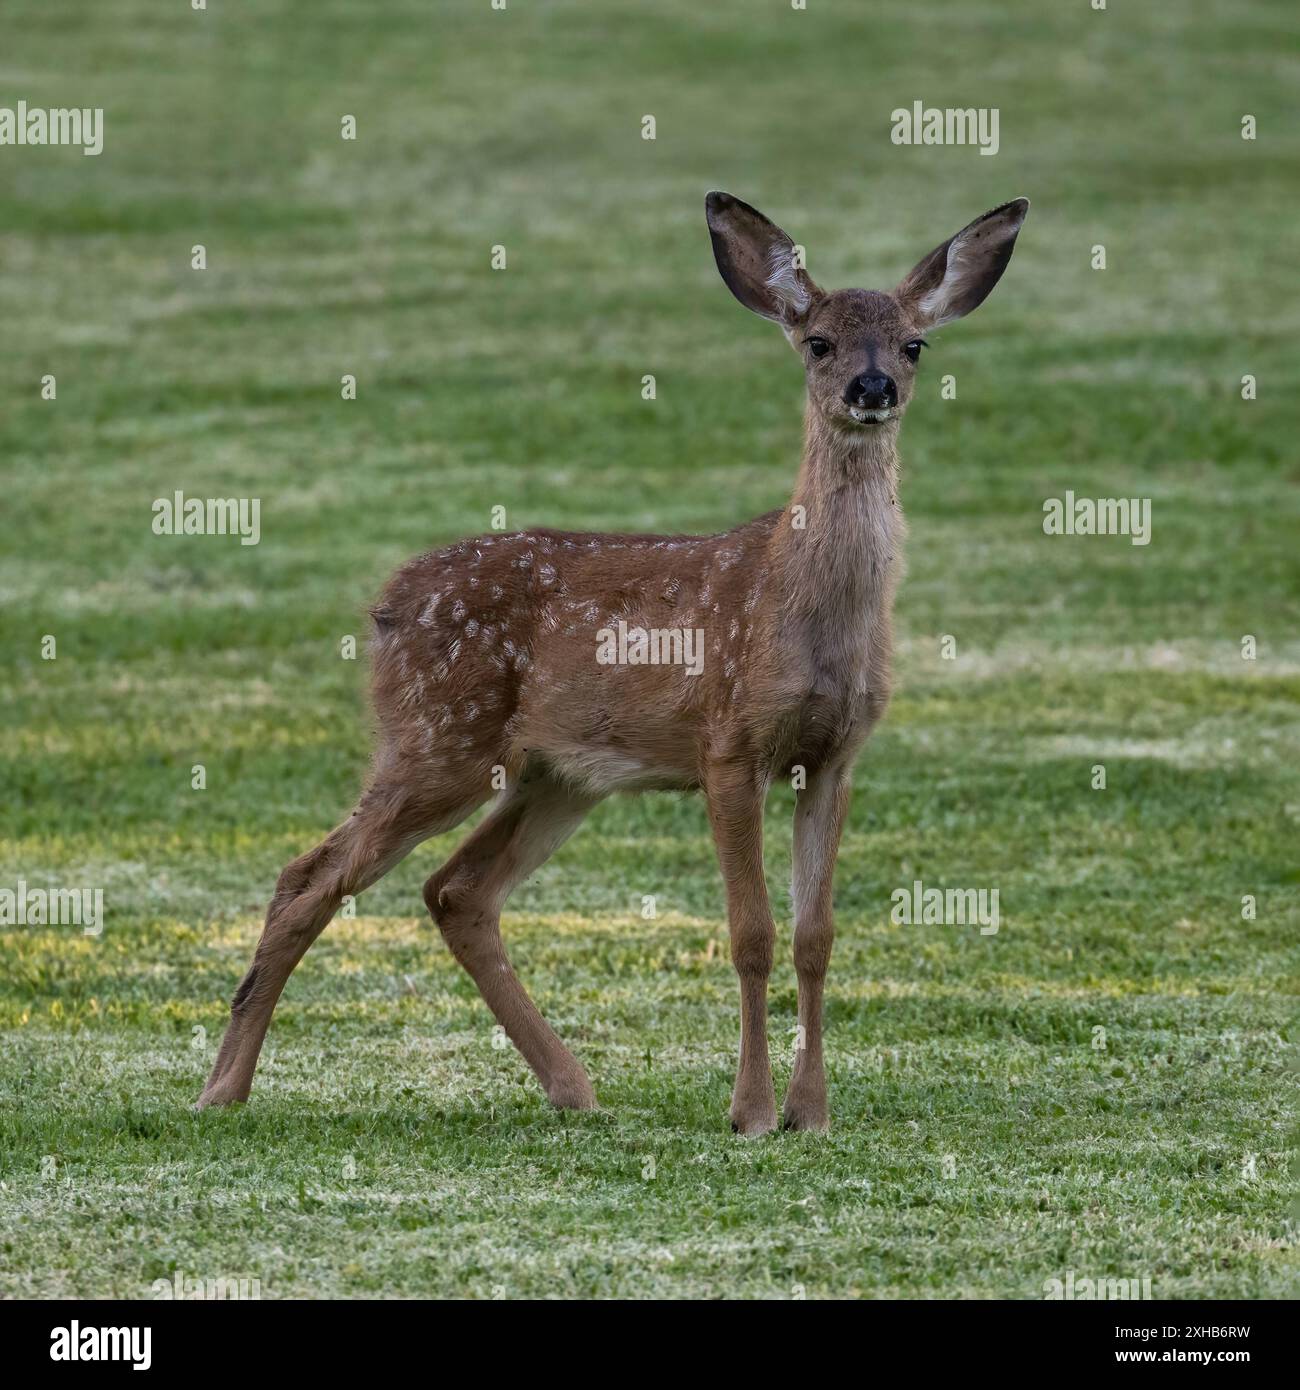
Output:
top-left (848, 407), bottom-right (894, 424)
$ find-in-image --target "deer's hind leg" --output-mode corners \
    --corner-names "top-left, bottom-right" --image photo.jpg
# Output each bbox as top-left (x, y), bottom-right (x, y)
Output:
top-left (425, 770), bottom-right (601, 1110)
top-left (198, 771), bottom-right (487, 1109)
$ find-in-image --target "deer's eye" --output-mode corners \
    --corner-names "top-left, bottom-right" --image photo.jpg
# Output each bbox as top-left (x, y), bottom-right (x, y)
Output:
top-left (903, 340), bottom-right (926, 364)
top-left (806, 338), bottom-right (833, 359)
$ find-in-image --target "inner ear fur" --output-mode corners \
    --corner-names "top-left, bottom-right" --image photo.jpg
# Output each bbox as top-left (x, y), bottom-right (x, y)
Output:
top-left (895, 198), bottom-right (1029, 330)
top-left (706, 191), bottom-right (821, 327)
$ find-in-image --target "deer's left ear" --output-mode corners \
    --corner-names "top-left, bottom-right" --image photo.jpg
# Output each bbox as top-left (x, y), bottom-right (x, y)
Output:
top-left (895, 198), bottom-right (1029, 331)
top-left (706, 192), bottom-right (821, 328)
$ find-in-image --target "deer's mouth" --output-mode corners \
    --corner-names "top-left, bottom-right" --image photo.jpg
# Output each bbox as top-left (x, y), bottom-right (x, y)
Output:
top-left (847, 406), bottom-right (896, 425)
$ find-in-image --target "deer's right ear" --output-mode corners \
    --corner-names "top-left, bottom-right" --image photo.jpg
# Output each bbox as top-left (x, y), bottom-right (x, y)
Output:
top-left (706, 192), bottom-right (820, 328)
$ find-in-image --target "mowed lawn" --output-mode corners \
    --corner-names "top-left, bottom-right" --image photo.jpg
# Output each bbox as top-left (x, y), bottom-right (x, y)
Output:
top-left (1, 0), bottom-right (1297, 1299)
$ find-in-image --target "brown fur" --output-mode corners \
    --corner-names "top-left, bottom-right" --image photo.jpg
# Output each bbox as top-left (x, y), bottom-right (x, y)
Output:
top-left (198, 193), bottom-right (1027, 1133)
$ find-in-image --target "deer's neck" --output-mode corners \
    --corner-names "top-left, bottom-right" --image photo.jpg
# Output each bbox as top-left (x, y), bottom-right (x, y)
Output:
top-left (771, 409), bottom-right (905, 690)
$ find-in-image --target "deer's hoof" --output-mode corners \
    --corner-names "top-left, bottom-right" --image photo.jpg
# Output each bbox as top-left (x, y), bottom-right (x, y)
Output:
top-left (194, 1081), bottom-right (248, 1111)
top-left (545, 1073), bottom-right (598, 1111)
top-left (780, 1068), bottom-right (830, 1132)
top-left (729, 1106), bottom-right (778, 1138)
top-left (781, 1107), bottom-right (829, 1134)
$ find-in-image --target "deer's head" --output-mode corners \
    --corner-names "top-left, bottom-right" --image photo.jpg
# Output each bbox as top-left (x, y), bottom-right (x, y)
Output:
top-left (706, 192), bottom-right (1028, 435)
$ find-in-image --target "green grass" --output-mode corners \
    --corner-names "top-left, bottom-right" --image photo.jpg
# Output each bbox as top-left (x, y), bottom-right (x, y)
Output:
top-left (1, 0), bottom-right (1298, 1299)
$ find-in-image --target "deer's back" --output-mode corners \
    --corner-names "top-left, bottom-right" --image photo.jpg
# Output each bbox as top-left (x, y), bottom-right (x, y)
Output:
top-left (368, 517), bottom-right (811, 790)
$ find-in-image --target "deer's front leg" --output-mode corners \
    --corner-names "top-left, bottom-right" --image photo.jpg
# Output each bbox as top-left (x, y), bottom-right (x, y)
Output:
top-left (706, 760), bottom-right (777, 1136)
top-left (783, 762), bottom-right (851, 1132)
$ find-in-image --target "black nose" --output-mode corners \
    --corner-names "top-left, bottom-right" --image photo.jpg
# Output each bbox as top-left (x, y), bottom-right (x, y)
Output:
top-left (844, 373), bottom-right (897, 409)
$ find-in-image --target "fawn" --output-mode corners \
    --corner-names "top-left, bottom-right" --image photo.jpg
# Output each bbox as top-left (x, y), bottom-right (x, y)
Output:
top-left (198, 193), bottom-right (1028, 1133)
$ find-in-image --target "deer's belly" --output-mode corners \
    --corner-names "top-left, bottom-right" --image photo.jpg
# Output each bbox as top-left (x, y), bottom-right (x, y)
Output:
top-left (542, 746), bottom-right (699, 796)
